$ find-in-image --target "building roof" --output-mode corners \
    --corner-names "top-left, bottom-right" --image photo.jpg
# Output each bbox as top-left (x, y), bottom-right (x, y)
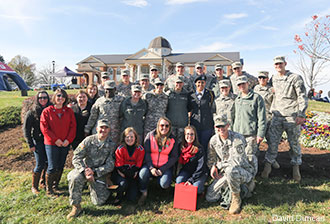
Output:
top-left (92, 54), bottom-right (131, 64)
top-left (164, 52), bottom-right (239, 64)
top-left (148, 36), bottom-right (172, 50)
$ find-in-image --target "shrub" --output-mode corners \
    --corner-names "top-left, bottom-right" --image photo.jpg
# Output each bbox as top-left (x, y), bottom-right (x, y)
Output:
top-left (0, 106), bottom-right (22, 129)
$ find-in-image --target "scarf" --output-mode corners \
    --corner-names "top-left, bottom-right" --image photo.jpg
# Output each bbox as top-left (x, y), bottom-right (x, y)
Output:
top-left (179, 143), bottom-right (198, 165)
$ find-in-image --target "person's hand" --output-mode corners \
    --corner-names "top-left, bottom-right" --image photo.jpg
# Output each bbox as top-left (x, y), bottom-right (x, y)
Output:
top-left (84, 168), bottom-right (95, 182)
top-left (133, 172), bottom-right (138, 179)
top-left (184, 181), bottom-right (192, 186)
top-left (55, 139), bottom-right (63, 147)
top-left (296, 117), bottom-right (305, 125)
top-left (118, 170), bottom-right (125, 178)
top-left (257, 136), bottom-right (264, 144)
top-left (156, 169), bottom-right (162, 176)
top-left (62, 139), bottom-right (70, 147)
top-left (210, 165), bottom-right (221, 179)
top-left (150, 168), bottom-right (159, 177)
top-left (30, 146), bottom-right (36, 152)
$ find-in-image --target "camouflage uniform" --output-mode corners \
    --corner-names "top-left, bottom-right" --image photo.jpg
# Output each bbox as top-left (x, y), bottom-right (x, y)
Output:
top-left (254, 84), bottom-right (274, 133)
top-left (230, 72), bottom-right (258, 95)
top-left (143, 91), bottom-right (168, 139)
top-left (206, 130), bottom-right (254, 201)
top-left (214, 93), bottom-right (236, 129)
top-left (84, 95), bottom-right (124, 144)
top-left (265, 71), bottom-right (308, 165)
top-left (211, 77), bottom-right (230, 99)
top-left (164, 74), bottom-right (192, 93)
top-left (141, 85), bottom-right (155, 95)
top-left (68, 134), bottom-right (116, 205)
top-left (98, 84), bottom-right (105, 97)
top-left (117, 82), bottom-right (132, 98)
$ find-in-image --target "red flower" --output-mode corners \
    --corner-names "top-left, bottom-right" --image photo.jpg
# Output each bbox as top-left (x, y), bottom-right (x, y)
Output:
top-left (294, 34), bottom-right (302, 42)
top-left (312, 15), bottom-right (318, 20)
top-left (298, 45), bottom-right (304, 50)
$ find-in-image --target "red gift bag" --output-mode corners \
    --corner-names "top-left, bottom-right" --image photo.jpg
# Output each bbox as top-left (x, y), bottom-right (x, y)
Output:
top-left (173, 183), bottom-right (198, 211)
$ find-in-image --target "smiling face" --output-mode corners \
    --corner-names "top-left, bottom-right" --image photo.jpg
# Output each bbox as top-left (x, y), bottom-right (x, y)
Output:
top-left (196, 80), bottom-right (206, 92)
top-left (215, 68), bottom-right (223, 78)
top-left (132, 90), bottom-right (142, 100)
top-left (274, 62), bottom-right (287, 74)
top-left (238, 82), bottom-right (249, 93)
top-left (233, 66), bottom-right (242, 75)
top-left (158, 119), bottom-right (170, 136)
top-left (175, 82), bottom-right (184, 92)
top-left (155, 83), bottom-right (164, 94)
top-left (258, 77), bottom-right (268, 86)
top-left (220, 86), bottom-right (230, 96)
top-left (150, 69), bottom-right (158, 78)
top-left (140, 79), bottom-right (149, 89)
top-left (215, 123), bottom-right (229, 137)
top-left (97, 125), bottom-right (110, 140)
top-left (125, 131), bottom-right (136, 146)
top-left (176, 66), bottom-right (185, 75)
top-left (77, 93), bottom-right (88, 106)
top-left (87, 86), bottom-right (98, 98)
top-left (121, 74), bottom-right (130, 84)
top-left (185, 128), bottom-right (195, 144)
top-left (37, 92), bottom-right (49, 107)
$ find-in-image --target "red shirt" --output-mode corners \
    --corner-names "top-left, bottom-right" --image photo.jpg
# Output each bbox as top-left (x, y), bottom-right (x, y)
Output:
top-left (40, 105), bottom-right (76, 145)
top-left (115, 145), bottom-right (145, 168)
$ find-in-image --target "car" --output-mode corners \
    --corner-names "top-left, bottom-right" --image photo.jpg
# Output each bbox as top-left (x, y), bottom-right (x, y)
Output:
top-left (51, 83), bottom-right (66, 91)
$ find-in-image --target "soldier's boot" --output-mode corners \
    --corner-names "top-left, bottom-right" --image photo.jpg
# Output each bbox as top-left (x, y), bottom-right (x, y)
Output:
top-left (272, 160), bottom-right (280, 169)
top-left (67, 204), bottom-right (82, 220)
top-left (229, 193), bottom-right (241, 214)
top-left (39, 165), bottom-right (47, 189)
top-left (31, 172), bottom-right (41, 195)
top-left (261, 162), bottom-right (272, 179)
top-left (247, 179), bottom-right (256, 193)
top-left (46, 173), bottom-right (57, 197)
top-left (292, 165), bottom-right (301, 182)
top-left (53, 169), bottom-right (63, 194)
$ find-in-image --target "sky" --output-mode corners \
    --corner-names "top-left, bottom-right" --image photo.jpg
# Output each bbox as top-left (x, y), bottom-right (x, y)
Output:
top-left (1, 0), bottom-right (330, 95)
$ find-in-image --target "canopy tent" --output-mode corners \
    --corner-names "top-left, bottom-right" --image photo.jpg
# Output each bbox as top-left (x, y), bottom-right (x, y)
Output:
top-left (51, 66), bottom-right (83, 77)
top-left (0, 62), bottom-right (29, 91)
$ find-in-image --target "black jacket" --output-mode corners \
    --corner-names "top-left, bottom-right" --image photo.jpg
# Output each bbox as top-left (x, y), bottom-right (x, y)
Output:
top-left (23, 110), bottom-right (43, 148)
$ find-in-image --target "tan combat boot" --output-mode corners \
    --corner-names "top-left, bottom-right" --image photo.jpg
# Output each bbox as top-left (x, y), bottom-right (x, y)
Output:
top-left (229, 193), bottom-right (241, 214)
top-left (31, 172), bottom-right (41, 195)
top-left (272, 160), bottom-right (280, 169)
top-left (67, 204), bottom-right (82, 220)
top-left (261, 162), bottom-right (272, 179)
top-left (247, 179), bottom-right (256, 193)
top-left (292, 165), bottom-right (301, 182)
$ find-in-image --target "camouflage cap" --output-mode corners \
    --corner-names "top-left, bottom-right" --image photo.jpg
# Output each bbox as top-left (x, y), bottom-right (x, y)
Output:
top-left (214, 114), bottom-right (228, 126)
top-left (131, 84), bottom-right (142, 92)
top-left (154, 78), bottom-right (164, 85)
top-left (150, 65), bottom-right (158, 71)
top-left (194, 74), bottom-right (207, 83)
top-left (140, 74), bottom-right (150, 81)
top-left (215, 64), bottom-right (223, 70)
top-left (121, 69), bottom-right (130, 76)
top-left (258, 71), bottom-right (269, 78)
top-left (195, 62), bottom-right (204, 69)
top-left (236, 75), bottom-right (248, 85)
top-left (101, 72), bottom-right (110, 78)
top-left (174, 76), bottom-right (184, 83)
top-left (176, 62), bottom-right (185, 67)
top-left (219, 79), bottom-right (231, 88)
top-left (273, 55), bottom-right (286, 64)
top-left (104, 80), bottom-right (116, 89)
top-left (231, 61), bottom-right (242, 69)
top-left (97, 119), bottom-right (110, 128)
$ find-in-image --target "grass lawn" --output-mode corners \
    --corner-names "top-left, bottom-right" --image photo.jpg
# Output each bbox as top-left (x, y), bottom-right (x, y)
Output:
top-left (0, 170), bottom-right (329, 223)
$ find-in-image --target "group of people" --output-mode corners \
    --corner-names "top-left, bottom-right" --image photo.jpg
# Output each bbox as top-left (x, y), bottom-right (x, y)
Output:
top-left (23, 55), bottom-right (308, 219)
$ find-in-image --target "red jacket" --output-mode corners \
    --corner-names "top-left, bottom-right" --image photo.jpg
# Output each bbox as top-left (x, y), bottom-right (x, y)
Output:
top-left (40, 105), bottom-right (76, 145)
top-left (115, 145), bottom-right (145, 168)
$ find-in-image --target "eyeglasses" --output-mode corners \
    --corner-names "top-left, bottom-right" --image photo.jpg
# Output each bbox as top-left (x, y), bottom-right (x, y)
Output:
top-left (56, 94), bottom-right (63, 98)
top-left (38, 96), bottom-right (48, 100)
top-left (185, 133), bottom-right (194, 136)
top-left (160, 124), bottom-right (169, 128)
top-left (216, 125), bottom-right (226, 128)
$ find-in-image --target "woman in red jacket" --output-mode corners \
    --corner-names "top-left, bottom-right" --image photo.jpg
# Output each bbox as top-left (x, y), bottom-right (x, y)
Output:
top-left (40, 89), bottom-right (76, 196)
top-left (113, 127), bottom-right (145, 204)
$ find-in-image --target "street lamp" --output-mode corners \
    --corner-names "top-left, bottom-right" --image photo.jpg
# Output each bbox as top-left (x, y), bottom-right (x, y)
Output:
top-left (52, 61), bottom-right (55, 73)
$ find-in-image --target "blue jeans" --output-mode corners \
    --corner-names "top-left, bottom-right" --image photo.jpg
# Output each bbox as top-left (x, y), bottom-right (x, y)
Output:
top-left (139, 164), bottom-right (173, 193)
top-left (197, 129), bottom-right (214, 160)
top-left (113, 171), bottom-right (138, 201)
top-left (33, 142), bottom-right (47, 173)
top-left (45, 145), bottom-right (69, 174)
top-left (176, 170), bottom-right (208, 194)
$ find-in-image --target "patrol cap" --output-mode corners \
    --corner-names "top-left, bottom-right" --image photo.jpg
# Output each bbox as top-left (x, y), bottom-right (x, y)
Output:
top-left (195, 62), bottom-right (204, 69)
top-left (273, 55), bottom-right (286, 64)
top-left (104, 80), bottom-right (116, 89)
top-left (231, 61), bottom-right (242, 69)
top-left (131, 84), bottom-right (142, 92)
top-left (101, 72), bottom-right (110, 78)
top-left (215, 64), bottom-right (223, 70)
top-left (121, 69), bottom-right (130, 76)
top-left (150, 65), bottom-right (158, 71)
top-left (139, 74), bottom-right (150, 81)
top-left (174, 76), bottom-right (184, 83)
top-left (194, 74), bottom-right (207, 83)
top-left (176, 62), bottom-right (185, 68)
top-left (97, 119), bottom-right (110, 128)
top-left (154, 78), bottom-right (164, 85)
top-left (219, 79), bottom-right (231, 88)
top-left (214, 114), bottom-right (228, 126)
top-left (258, 71), bottom-right (269, 78)
top-left (236, 75), bottom-right (248, 85)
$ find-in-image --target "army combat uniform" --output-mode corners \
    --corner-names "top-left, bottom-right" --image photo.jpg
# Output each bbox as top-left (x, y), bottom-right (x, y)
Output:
top-left (68, 134), bottom-right (116, 206)
top-left (214, 92), bottom-right (236, 129)
top-left (117, 82), bottom-right (132, 98)
top-left (230, 72), bottom-right (258, 95)
top-left (164, 74), bottom-right (192, 92)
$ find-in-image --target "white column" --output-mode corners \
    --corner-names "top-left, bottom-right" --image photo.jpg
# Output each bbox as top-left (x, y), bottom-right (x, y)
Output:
top-left (137, 64), bottom-right (141, 81)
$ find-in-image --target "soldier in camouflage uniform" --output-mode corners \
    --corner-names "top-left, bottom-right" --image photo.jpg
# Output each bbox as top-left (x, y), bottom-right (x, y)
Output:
top-left (139, 74), bottom-right (155, 94)
top-left (67, 119), bottom-right (116, 219)
top-left (143, 78), bottom-right (168, 139)
top-left (214, 79), bottom-right (236, 129)
top-left (261, 56), bottom-right (308, 182)
top-left (164, 62), bottom-right (192, 93)
top-left (149, 65), bottom-right (160, 87)
top-left (165, 76), bottom-right (188, 143)
top-left (211, 64), bottom-right (230, 99)
top-left (230, 62), bottom-right (258, 95)
top-left (98, 72), bottom-right (110, 97)
top-left (84, 80), bottom-right (124, 144)
top-left (206, 114), bottom-right (254, 214)
top-left (117, 69), bottom-right (132, 98)
top-left (190, 62), bottom-right (215, 91)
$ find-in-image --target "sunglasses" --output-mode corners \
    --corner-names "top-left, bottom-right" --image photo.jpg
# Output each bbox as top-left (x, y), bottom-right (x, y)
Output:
top-left (160, 124), bottom-right (169, 128)
top-left (56, 94), bottom-right (63, 98)
top-left (258, 77), bottom-right (267, 79)
top-left (156, 84), bottom-right (164, 86)
top-left (38, 96), bottom-right (48, 100)
top-left (216, 125), bottom-right (226, 128)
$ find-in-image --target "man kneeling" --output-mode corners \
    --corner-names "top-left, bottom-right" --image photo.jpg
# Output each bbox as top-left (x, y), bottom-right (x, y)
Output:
top-left (206, 114), bottom-right (254, 214)
top-left (67, 119), bottom-right (116, 219)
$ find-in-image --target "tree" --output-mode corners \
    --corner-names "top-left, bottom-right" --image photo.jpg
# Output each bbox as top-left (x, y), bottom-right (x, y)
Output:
top-left (8, 55), bottom-right (36, 86)
top-left (0, 55), bottom-right (4, 63)
top-left (37, 64), bottom-right (57, 85)
top-left (294, 15), bottom-right (330, 89)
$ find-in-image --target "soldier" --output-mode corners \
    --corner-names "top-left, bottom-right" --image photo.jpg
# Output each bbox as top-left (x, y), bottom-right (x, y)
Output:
top-left (261, 56), bottom-right (308, 182)
top-left (143, 78), bottom-right (168, 139)
top-left (84, 80), bottom-right (124, 144)
top-left (190, 62), bottom-right (214, 91)
top-left (67, 119), bottom-right (116, 219)
top-left (230, 62), bottom-right (258, 95)
top-left (233, 76), bottom-right (266, 177)
top-left (117, 69), bottom-right (132, 98)
top-left (98, 72), bottom-right (110, 97)
top-left (149, 65), bottom-right (159, 87)
top-left (211, 64), bottom-right (229, 99)
top-left (214, 79), bottom-right (236, 129)
top-left (165, 76), bottom-right (189, 143)
top-left (139, 74), bottom-right (155, 94)
top-left (206, 114), bottom-right (254, 214)
top-left (164, 62), bottom-right (191, 92)
top-left (119, 84), bottom-right (147, 142)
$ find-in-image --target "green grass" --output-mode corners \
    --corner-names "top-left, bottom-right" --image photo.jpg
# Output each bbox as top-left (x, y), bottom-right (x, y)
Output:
top-left (0, 170), bottom-right (329, 223)
top-left (307, 100), bottom-right (330, 113)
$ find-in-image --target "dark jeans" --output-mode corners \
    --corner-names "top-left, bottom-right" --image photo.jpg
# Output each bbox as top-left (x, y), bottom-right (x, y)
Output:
top-left (113, 171), bottom-right (138, 201)
top-left (33, 142), bottom-right (47, 173)
top-left (176, 170), bottom-right (208, 194)
top-left (139, 164), bottom-right (173, 193)
top-left (45, 145), bottom-right (69, 174)
top-left (197, 129), bottom-right (214, 160)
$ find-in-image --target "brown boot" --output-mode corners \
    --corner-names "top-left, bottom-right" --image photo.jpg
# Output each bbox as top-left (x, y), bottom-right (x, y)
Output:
top-left (261, 162), bottom-right (272, 179)
top-left (229, 193), bottom-right (241, 214)
top-left (31, 172), bottom-right (41, 195)
top-left (293, 165), bottom-right (301, 182)
top-left (53, 169), bottom-right (63, 194)
top-left (67, 204), bottom-right (82, 220)
top-left (39, 166), bottom-right (47, 189)
top-left (46, 173), bottom-right (57, 197)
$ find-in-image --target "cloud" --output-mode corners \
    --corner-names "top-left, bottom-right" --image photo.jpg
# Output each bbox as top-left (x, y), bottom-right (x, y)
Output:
top-left (223, 13), bottom-right (248, 20)
top-left (191, 41), bottom-right (233, 52)
top-left (260, 25), bottom-right (279, 31)
top-left (121, 0), bottom-right (148, 7)
top-left (165, 0), bottom-right (208, 5)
